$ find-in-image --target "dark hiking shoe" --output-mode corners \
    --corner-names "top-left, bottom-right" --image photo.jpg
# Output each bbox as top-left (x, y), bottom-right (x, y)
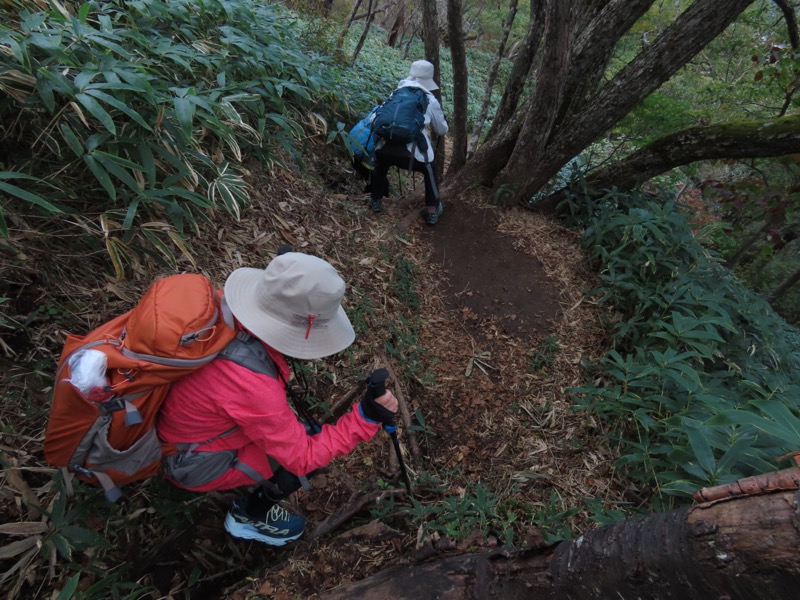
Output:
top-left (224, 499), bottom-right (305, 546)
top-left (369, 198), bottom-right (384, 213)
top-left (424, 202), bottom-right (443, 225)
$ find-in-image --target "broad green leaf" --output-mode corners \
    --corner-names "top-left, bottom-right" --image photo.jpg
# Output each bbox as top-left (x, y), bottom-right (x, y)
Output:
top-left (173, 96), bottom-right (195, 138)
top-left (659, 480), bottom-right (699, 497)
top-left (87, 81), bottom-right (142, 93)
top-left (77, 2), bottom-right (90, 23)
top-left (76, 92), bottom-right (116, 134)
top-left (682, 461), bottom-right (711, 481)
top-left (0, 206), bottom-right (7, 238)
top-left (55, 573), bottom-right (80, 600)
top-left (686, 427), bottom-right (715, 477)
top-left (186, 94), bottom-right (216, 113)
top-left (85, 33), bottom-right (130, 57)
top-left (59, 525), bottom-right (111, 548)
top-left (36, 78), bottom-right (57, 113)
top-left (707, 410), bottom-right (800, 446)
top-left (0, 171), bottom-right (49, 182)
top-left (672, 363), bottom-right (703, 390)
top-left (0, 182), bottom-right (62, 213)
top-left (717, 437), bottom-right (754, 473)
top-left (141, 229), bottom-right (176, 268)
top-left (752, 400), bottom-right (800, 439)
top-left (281, 81), bottom-right (311, 100)
top-left (74, 71), bottom-right (96, 91)
top-left (30, 32), bottom-right (64, 52)
top-left (46, 532), bottom-right (71, 560)
top-left (122, 196), bottom-right (140, 229)
top-left (59, 123), bottom-right (84, 156)
top-left (84, 89), bottom-right (152, 130)
top-left (92, 150), bottom-right (146, 173)
top-left (146, 188), bottom-right (212, 209)
top-left (93, 151), bottom-right (143, 192)
top-left (84, 155), bottom-right (116, 200)
top-left (138, 143), bottom-right (157, 187)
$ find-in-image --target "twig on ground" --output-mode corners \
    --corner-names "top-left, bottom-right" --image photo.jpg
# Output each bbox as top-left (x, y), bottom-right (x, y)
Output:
top-left (378, 351), bottom-right (422, 464)
top-left (326, 383), bottom-right (363, 423)
top-left (305, 488), bottom-right (405, 542)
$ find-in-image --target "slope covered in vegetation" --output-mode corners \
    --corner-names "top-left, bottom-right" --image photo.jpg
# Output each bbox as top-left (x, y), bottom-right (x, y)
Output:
top-left (1, 0), bottom-right (800, 598)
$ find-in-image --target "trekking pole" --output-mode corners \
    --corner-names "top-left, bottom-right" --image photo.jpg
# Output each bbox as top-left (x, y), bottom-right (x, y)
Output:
top-left (367, 368), bottom-right (413, 498)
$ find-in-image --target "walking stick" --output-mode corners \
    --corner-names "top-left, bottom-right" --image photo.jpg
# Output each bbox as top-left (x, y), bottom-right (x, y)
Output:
top-left (367, 368), bottom-right (414, 498)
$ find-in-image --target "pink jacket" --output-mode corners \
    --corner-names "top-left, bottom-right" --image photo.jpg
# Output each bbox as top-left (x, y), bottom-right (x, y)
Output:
top-left (157, 343), bottom-right (380, 491)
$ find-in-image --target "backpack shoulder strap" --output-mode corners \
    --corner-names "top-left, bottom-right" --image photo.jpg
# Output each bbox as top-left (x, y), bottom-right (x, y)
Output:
top-left (217, 331), bottom-right (278, 379)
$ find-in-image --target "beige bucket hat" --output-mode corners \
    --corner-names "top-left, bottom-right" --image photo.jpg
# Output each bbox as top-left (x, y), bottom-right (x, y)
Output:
top-left (224, 253), bottom-right (355, 359)
top-left (408, 59), bottom-right (438, 91)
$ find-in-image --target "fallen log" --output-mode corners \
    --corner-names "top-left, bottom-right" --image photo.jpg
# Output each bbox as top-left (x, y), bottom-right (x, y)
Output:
top-left (321, 490), bottom-right (800, 599)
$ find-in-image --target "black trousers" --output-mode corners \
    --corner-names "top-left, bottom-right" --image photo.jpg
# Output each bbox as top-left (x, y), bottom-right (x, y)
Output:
top-left (370, 144), bottom-right (440, 208)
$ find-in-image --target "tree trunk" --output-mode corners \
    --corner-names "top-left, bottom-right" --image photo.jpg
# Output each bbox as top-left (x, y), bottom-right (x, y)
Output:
top-left (493, 0), bottom-right (577, 201)
top-left (321, 491), bottom-right (800, 599)
top-left (555, 0), bottom-right (656, 130)
top-left (768, 264), bottom-right (800, 304)
top-left (351, 0), bottom-right (376, 65)
top-left (421, 0), bottom-right (444, 179)
top-left (463, 0), bottom-right (487, 41)
top-left (484, 0), bottom-right (544, 140)
top-left (518, 115), bottom-right (800, 212)
top-left (446, 0), bottom-right (469, 170)
top-left (446, 0), bottom-right (758, 210)
top-left (773, 0), bottom-right (799, 49)
top-left (384, 1), bottom-right (406, 47)
top-left (499, 0), bottom-right (757, 206)
top-left (587, 116), bottom-right (800, 192)
top-left (725, 222), bottom-right (771, 269)
top-left (466, 0), bottom-right (518, 161)
top-left (336, 0), bottom-right (363, 50)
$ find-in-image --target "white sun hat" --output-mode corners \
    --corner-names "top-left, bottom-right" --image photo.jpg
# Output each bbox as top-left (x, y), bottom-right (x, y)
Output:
top-left (407, 59), bottom-right (438, 91)
top-left (224, 253), bottom-right (355, 359)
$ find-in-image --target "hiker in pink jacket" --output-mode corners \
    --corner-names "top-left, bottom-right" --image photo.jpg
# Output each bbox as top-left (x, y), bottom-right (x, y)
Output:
top-left (157, 250), bottom-right (398, 546)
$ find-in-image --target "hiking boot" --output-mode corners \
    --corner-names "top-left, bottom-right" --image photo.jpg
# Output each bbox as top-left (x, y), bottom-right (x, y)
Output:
top-left (424, 202), bottom-right (443, 225)
top-left (224, 499), bottom-right (305, 546)
top-left (369, 198), bottom-right (384, 213)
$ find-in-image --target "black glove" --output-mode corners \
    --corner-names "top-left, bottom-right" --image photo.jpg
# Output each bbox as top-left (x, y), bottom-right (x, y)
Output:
top-left (360, 392), bottom-right (396, 427)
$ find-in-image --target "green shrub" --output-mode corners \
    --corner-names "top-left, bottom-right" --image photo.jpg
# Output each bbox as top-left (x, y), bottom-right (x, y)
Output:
top-left (561, 183), bottom-right (800, 508)
top-left (0, 0), bottom-right (343, 275)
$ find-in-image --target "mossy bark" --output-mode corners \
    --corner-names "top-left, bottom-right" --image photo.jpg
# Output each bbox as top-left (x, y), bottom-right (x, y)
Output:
top-left (587, 116), bottom-right (800, 193)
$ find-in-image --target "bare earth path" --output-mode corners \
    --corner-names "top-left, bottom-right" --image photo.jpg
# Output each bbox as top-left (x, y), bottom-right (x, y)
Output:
top-left (421, 199), bottom-right (561, 341)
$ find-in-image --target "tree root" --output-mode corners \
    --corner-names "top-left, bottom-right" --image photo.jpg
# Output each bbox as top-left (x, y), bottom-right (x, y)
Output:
top-left (306, 488), bottom-right (406, 542)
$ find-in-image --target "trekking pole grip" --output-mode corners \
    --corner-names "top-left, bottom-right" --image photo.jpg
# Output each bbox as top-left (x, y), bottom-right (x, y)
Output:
top-left (366, 368), bottom-right (394, 431)
top-left (367, 368), bottom-right (389, 398)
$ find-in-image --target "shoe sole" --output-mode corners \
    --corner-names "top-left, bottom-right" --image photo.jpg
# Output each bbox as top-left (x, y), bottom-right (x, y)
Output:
top-left (224, 514), bottom-right (303, 546)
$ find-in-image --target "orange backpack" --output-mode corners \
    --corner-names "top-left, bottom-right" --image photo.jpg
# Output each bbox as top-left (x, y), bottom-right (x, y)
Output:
top-left (44, 273), bottom-right (236, 501)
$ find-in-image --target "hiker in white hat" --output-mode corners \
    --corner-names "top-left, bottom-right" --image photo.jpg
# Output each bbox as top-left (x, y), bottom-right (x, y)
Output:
top-left (158, 250), bottom-right (398, 546)
top-left (369, 59), bottom-right (449, 224)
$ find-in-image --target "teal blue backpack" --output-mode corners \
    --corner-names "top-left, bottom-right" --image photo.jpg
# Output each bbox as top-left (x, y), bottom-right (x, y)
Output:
top-left (348, 107), bottom-right (378, 168)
